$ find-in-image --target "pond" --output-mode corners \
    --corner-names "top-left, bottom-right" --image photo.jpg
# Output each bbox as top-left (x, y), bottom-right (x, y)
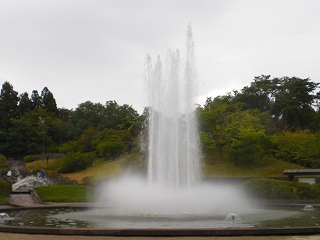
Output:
top-left (1, 205), bottom-right (320, 229)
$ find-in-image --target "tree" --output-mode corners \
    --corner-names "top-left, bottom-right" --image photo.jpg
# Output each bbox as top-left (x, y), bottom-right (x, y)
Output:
top-left (0, 81), bottom-right (20, 155)
top-left (234, 75), bottom-right (275, 112)
top-left (233, 75), bottom-right (319, 131)
top-left (30, 90), bottom-right (42, 110)
top-left (96, 135), bottom-right (127, 160)
top-left (59, 152), bottom-right (95, 173)
top-left (272, 77), bottom-right (319, 130)
top-left (19, 92), bottom-right (33, 114)
top-left (0, 81), bottom-right (20, 128)
top-left (198, 95), bottom-right (241, 155)
top-left (272, 130), bottom-right (320, 168)
top-left (68, 101), bottom-right (105, 139)
top-left (225, 110), bottom-right (270, 165)
top-left (41, 87), bottom-right (58, 114)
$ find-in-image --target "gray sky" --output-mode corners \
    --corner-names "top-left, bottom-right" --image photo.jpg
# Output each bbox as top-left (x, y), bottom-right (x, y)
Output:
top-left (1, 0), bottom-right (320, 113)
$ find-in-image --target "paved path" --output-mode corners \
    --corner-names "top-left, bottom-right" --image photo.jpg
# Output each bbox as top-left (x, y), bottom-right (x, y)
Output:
top-left (8, 193), bottom-right (38, 207)
top-left (1, 232), bottom-right (320, 240)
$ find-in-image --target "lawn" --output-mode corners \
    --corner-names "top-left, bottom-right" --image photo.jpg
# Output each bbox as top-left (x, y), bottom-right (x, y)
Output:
top-left (25, 158), bottom-right (63, 175)
top-left (61, 157), bottom-right (126, 184)
top-left (35, 185), bottom-right (98, 202)
top-left (203, 152), bottom-right (303, 178)
top-left (26, 151), bottom-right (304, 183)
top-left (25, 157), bottom-right (126, 184)
top-left (28, 152), bottom-right (307, 203)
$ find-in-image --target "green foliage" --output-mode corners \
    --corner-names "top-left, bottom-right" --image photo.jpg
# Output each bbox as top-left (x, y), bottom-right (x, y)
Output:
top-left (2, 74), bottom-right (320, 172)
top-left (96, 134), bottom-right (127, 160)
top-left (242, 178), bottom-right (320, 200)
top-left (59, 152), bottom-right (95, 173)
top-left (225, 110), bottom-right (271, 165)
top-left (41, 87), bottom-right (58, 114)
top-left (234, 75), bottom-right (319, 130)
top-left (23, 155), bottom-right (38, 163)
top-left (198, 95), bottom-right (237, 155)
top-left (67, 100), bottom-right (141, 140)
top-left (26, 158), bottom-right (63, 175)
top-left (272, 130), bottom-right (320, 167)
top-left (199, 131), bottom-right (216, 153)
top-left (0, 181), bottom-right (12, 203)
top-left (0, 154), bottom-right (8, 172)
top-left (30, 90), bottom-right (42, 109)
top-left (35, 185), bottom-right (98, 202)
top-left (19, 92), bottom-right (33, 114)
top-left (0, 81), bottom-right (20, 128)
top-left (234, 75), bottom-right (274, 112)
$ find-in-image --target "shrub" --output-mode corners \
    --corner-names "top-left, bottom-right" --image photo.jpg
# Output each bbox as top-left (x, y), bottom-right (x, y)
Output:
top-left (23, 155), bottom-right (38, 163)
top-left (242, 178), bottom-right (320, 200)
top-left (0, 154), bottom-right (8, 173)
top-left (59, 152), bottom-right (95, 173)
top-left (35, 185), bottom-right (98, 202)
top-left (0, 181), bottom-right (12, 203)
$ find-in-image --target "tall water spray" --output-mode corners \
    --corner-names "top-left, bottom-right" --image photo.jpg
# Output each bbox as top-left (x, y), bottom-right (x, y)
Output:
top-left (145, 25), bottom-right (200, 189)
top-left (99, 25), bottom-right (251, 217)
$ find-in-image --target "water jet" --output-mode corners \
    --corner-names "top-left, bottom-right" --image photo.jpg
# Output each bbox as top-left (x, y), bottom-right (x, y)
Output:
top-left (1, 25), bottom-right (320, 236)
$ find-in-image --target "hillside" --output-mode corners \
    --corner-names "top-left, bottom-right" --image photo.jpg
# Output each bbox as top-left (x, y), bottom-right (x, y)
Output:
top-left (26, 152), bottom-right (304, 184)
top-left (203, 154), bottom-right (303, 178)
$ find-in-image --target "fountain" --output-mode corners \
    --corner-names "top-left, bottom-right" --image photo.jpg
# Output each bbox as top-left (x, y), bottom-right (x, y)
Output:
top-left (0, 213), bottom-right (13, 225)
top-left (95, 24), bottom-right (252, 217)
top-left (1, 25), bottom-right (320, 236)
top-left (145, 24), bottom-right (200, 189)
top-left (0, 213), bottom-right (9, 219)
top-left (226, 213), bottom-right (241, 221)
top-left (304, 205), bottom-right (314, 211)
top-left (12, 175), bottom-right (53, 191)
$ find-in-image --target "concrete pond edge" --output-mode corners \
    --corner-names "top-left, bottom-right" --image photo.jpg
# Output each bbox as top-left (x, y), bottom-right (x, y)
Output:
top-left (1, 202), bottom-right (320, 236)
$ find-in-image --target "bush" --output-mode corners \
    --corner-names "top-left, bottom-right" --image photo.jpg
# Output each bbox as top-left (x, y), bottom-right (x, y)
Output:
top-left (242, 178), bottom-right (320, 200)
top-left (0, 181), bottom-right (12, 203)
top-left (59, 152), bottom-right (95, 173)
top-left (35, 185), bottom-right (98, 202)
top-left (0, 154), bottom-right (8, 174)
top-left (23, 155), bottom-right (38, 163)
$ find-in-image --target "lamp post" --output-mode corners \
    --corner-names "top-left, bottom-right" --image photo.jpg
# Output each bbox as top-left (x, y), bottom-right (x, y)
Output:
top-left (40, 117), bottom-right (46, 162)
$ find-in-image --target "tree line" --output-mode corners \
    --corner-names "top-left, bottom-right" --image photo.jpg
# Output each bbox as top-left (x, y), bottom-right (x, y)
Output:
top-left (198, 75), bottom-right (320, 167)
top-left (0, 81), bottom-right (142, 172)
top-left (1, 75), bottom-right (320, 173)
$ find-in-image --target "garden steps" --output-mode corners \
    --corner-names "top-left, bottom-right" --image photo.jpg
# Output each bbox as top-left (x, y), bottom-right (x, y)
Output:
top-left (49, 175), bottom-right (77, 185)
top-left (8, 190), bottom-right (42, 207)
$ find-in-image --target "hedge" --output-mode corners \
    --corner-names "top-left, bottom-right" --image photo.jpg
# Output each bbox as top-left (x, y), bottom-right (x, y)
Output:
top-left (242, 178), bottom-right (320, 200)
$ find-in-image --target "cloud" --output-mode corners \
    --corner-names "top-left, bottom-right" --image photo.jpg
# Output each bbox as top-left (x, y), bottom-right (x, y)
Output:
top-left (0, 0), bottom-right (320, 112)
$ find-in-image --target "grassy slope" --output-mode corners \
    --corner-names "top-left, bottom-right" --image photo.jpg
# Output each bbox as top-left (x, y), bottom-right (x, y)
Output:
top-left (26, 152), bottom-right (304, 183)
top-left (203, 152), bottom-right (303, 178)
top-left (62, 158), bottom-right (126, 183)
top-left (203, 158), bottom-right (303, 178)
top-left (25, 152), bottom-right (305, 203)
top-left (26, 158), bottom-right (126, 184)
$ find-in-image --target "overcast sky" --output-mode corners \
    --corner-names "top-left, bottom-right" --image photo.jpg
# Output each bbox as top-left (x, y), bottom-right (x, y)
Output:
top-left (1, 0), bottom-right (320, 113)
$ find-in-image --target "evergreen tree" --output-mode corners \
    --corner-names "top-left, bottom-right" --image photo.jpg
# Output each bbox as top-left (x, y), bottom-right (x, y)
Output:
top-left (0, 81), bottom-right (20, 155)
top-left (19, 92), bottom-right (33, 114)
top-left (41, 87), bottom-right (58, 114)
top-left (30, 90), bottom-right (42, 110)
top-left (0, 81), bottom-right (20, 129)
